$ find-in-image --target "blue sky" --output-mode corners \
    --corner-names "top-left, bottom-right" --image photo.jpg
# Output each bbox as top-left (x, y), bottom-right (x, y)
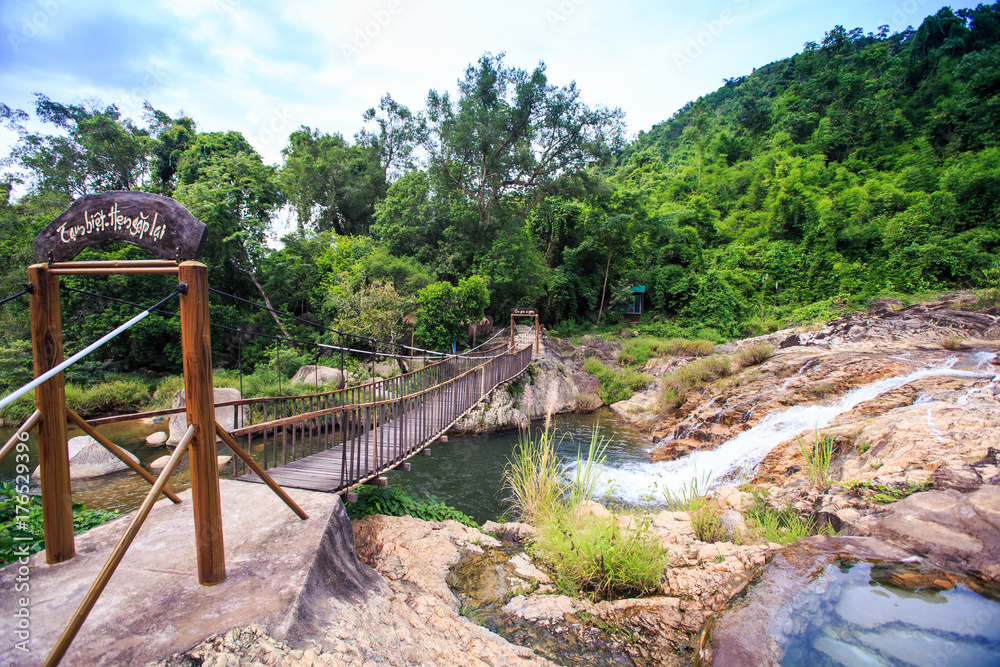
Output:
top-left (0, 0), bottom-right (985, 167)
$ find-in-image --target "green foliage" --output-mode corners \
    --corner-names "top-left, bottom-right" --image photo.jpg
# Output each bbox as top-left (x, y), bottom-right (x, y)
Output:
top-left (414, 276), bottom-right (490, 350)
top-left (506, 424), bottom-right (667, 600)
top-left (535, 511), bottom-right (667, 600)
top-left (344, 485), bottom-right (478, 528)
top-left (743, 491), bottom-right (835, 546)
top-left (581, 358), bottom-right (652, 404)
top-left (617, 337), bottom-right (714, 366)
top-left (0, 482), bottom-right (119, 566)
top-left (691, 503), bottom-right (726, 543)
top-left (842, 479), bottom-right (933, 504)
top-left (503, 427), bottom-right (565, 524)
top-left (734, 342), bottom-right (775, 368)
top-left (797, 430), bottom-right (836, 491)
top-left (658, 355), bottom-right (732, 413)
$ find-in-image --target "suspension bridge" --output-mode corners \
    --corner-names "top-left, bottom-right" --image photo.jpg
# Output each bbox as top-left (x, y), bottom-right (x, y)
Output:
top-left (0, 191), bottom-right (544, 666)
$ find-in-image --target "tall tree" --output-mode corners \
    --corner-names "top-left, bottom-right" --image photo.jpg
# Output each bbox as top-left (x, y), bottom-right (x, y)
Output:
top-left (424, 52), bottom-right (626, 229)
top-left (279, 127), bottom-right (384, 235)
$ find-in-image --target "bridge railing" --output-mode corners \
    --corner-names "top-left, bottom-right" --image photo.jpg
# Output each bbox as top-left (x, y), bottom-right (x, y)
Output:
top-left (222, 340), bottom-right (533, 492)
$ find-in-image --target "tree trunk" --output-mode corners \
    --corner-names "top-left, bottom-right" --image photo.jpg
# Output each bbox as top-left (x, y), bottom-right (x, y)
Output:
top-left (247, 271), bottom-right (293, 340)
top-left (595, 246), bottom-right (613, 326)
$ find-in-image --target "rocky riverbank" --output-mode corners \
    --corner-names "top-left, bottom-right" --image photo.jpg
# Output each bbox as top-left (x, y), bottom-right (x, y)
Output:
top-left (152, 293), bottom-right (1000, 666)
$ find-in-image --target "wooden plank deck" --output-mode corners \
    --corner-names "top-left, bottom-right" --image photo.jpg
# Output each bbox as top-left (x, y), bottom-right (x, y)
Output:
top-left (236, 384), bottom-right (466, 494)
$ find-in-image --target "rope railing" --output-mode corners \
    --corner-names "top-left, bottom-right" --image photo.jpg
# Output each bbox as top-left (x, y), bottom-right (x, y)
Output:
top-left (0, 288), bottom-right (183, 412)
top-left (228, 338), bottom-right (535, 493)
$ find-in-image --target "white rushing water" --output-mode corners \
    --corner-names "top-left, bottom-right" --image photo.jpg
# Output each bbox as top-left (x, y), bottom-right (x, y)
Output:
top-left (585, 359), bottom-right (997, 505)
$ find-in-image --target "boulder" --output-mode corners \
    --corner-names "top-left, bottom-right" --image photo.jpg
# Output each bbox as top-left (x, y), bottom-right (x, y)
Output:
top-left (719, 509), bottom-right (747, 543)
top-left (289, 365), bottom-right (345, 389)
top-left (167, 388), bottom-right (248, 446)
top-left (149, 455), bottom-right (170, 471)
top-left (32, 435), bottom-right (138, 479)
top-left (145, 431), bottom-right (168, 447)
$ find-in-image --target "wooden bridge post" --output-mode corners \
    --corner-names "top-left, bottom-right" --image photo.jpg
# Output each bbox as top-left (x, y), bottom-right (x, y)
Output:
top-left (178, 261), bottom-right (226, 586)
top-left (509, 314), bottom-right (514, 350)
top-left (535, 314), bottom-right (539, 355)
top-left (28, 263), bottom-right (75, 564)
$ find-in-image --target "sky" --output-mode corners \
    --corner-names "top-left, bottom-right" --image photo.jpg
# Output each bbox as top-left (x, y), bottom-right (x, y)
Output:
top-left (0, 0), bottom-right (985, 169)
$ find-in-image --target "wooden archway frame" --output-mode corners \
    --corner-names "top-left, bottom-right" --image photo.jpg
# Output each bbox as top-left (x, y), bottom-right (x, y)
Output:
top-left (509, 308), bottom-right (539, 355)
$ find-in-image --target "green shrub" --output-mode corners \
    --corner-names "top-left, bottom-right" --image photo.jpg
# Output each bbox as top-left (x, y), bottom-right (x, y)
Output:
top-left (941, 333), bottom-right (965, 351)
top-left (535, 511), bottom-right (667, 600)
top-left (344, 485), bottom-right (478, 528)
top-left (582, 358), bottom-right (652, 404)
top-left (0, 482), bottom-right (119, 566)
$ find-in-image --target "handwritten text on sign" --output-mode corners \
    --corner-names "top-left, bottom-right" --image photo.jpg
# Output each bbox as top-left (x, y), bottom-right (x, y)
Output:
top-left (57, 203), bottom-right (167, 245)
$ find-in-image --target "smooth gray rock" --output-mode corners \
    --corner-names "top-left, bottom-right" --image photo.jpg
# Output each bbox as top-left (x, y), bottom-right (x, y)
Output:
top-left (167, 387), bottom-right (247, 446)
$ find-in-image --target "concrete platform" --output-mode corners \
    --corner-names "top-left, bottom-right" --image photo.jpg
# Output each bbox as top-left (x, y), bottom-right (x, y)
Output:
top-left (0, 480), bottom-right (380, 666)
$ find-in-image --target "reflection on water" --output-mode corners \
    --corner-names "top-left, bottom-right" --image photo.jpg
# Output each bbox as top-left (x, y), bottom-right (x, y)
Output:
top-left (2, 410), bottom-right (653, 522)
top-left (780, 560), bottom-right (1000, 666)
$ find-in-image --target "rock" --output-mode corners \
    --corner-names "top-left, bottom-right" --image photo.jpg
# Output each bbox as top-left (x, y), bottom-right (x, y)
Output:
top-left (719, 510), bottom-right (747, 543)
top-left (145, 431), bottom-right (168, 446)
top-left (481, 521), bottom-right (537, 542)
top-left (508, 553), bottom-right (551, 584)
top-left (859, 488), bottom-right (1000, 584)
top-left (217, 455), bottom-right (232, 468)
top-left (32, 435), bottom-right (139, 479)
top-left (503, 594), bottom-right (580, 623)
top-left (149, 455), bottom-right (170, 471)
top-left (289, 365), bottom-right (345, 389)
top-left (167, 387), bottom-right (248, 446)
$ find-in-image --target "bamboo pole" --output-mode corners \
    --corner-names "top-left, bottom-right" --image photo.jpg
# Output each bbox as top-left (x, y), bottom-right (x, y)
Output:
top-left (0, 409), bottom-right (41, 467)
top-left (178, 261), bottom-right (225, 586)
top-left (215, 422), bottom-right (308, 520)
top-left (29, 263), bottom-right (74, 564)
top-left (66, 409), bottom-right (181, 504)
top-left (43, 426), bottom-right (195, 667)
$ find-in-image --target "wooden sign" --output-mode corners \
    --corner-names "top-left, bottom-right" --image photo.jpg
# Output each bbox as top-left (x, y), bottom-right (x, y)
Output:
top-left (511, 307), bottom-right (537, 316)
top-left (34, 191), bottom-right (209, 262)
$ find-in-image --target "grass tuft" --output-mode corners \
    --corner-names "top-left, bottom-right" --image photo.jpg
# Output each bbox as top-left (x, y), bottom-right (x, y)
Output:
top-left (734, 342), bottom-right (775, 368)
top-left (658, 355), bottom-right (732, 415)
top-left (797, 430), bottom-right (835, 492)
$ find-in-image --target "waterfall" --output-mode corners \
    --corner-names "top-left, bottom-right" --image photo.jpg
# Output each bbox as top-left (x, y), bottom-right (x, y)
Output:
top-left (584, 360), bottom-right (996, 504)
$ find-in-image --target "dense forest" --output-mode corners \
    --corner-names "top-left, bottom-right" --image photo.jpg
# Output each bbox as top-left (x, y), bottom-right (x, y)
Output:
top-left (1, 2), bottom-right (998, 384)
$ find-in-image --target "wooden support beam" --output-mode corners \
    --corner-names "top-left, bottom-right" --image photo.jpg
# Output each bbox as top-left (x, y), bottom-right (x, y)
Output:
top-left (215, 422), bottom-right (308, 520)
top-left (343, 492), bottom-right (358, 503)
top-left (0, 409), bottom-right (40, 467)
top-left (43, 426), bottom-right (194, 667)
top-left (67, 409), bottom-right (182, 504)
top-left (438, 435), bottom-right (448, 443)
top-left (178, 261), bottom-right (226, 586)
top-left (419, 448), bottom-right (431, 456)
top-left (29, 263), bottom-right (74, 564)
top-left (364, 476), bottom-right (388, 487)
top-left (393, 462), bottom-right (411, 472)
